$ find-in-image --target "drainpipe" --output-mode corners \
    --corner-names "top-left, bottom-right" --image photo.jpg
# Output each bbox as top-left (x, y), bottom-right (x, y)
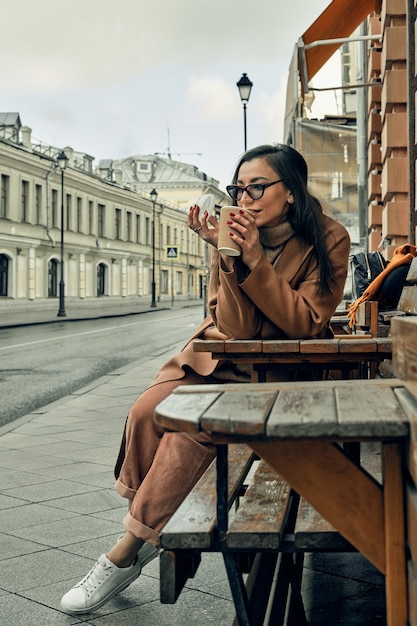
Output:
top-left (356, 21), bottom-right (368, 252)
top-left (44, 164), bottom-right (56, 247)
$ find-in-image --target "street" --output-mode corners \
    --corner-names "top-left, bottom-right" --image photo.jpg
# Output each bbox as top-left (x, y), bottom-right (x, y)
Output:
top-left (0, 307), bottom-right (203, 427)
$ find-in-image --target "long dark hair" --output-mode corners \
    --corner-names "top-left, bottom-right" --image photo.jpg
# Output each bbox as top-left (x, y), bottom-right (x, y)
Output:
top-left (231, 143), bottom-right (334, 294)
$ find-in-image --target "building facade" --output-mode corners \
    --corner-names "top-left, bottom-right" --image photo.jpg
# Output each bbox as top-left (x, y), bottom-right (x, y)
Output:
top-left (0, 114), bottom-right (227, 313)
top-left (286, 0), bottom-right (415, 260)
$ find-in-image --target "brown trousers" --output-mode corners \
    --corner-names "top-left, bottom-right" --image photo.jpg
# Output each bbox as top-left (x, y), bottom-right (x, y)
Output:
top-left (114, 373), bottom-right (216, 547)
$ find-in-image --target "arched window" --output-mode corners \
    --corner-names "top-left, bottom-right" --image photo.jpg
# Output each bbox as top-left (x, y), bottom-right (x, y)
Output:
top-left (97, 263), bottom-right (106, 296)
top-left (0, 254), bottom-right (8, 296)
top-left (48, 259), bottom-right (58, 297)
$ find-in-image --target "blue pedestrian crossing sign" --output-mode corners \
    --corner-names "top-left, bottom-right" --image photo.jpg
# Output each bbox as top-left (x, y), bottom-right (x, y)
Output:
top-left (165, 245), bottom-right (179, 260)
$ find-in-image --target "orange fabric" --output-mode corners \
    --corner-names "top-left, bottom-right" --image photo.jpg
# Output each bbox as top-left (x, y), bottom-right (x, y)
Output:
top-left (300, 0), bottom-right (381, 89)
top-left (347, 244), bottom-right (417, 327)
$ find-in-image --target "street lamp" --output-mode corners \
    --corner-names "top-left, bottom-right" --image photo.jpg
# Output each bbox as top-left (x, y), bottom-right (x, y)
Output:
top-left (150, 188), bottom-right (158, 307)
top-left (236, 73), bottom-right (253, 151)
top-left (57, 150), bottom-right (68, 317)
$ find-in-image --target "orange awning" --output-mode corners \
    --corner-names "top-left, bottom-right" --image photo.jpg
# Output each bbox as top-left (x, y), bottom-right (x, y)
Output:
top-left (299, 0), bottom-right (382, 89)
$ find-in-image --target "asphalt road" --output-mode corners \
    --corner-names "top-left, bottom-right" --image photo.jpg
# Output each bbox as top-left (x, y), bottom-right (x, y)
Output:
top-left (0, 307), bottom-right (203, 427)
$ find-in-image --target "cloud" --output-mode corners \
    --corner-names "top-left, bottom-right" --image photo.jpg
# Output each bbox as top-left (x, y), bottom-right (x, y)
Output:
top-left (1, 0), bottom-right (338, 189)
top-left (184, 75), bottom-right (237, 123)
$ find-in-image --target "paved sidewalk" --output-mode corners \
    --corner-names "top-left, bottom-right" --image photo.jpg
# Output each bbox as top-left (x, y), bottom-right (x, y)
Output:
top-left (0, 305), bottom-right (386, 625)
top-left (0, 296), bottom-right (203, 329)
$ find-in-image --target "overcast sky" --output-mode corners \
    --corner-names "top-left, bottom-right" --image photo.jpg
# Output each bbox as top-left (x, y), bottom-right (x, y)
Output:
top-left (1, 0), bottom-right (339, 192)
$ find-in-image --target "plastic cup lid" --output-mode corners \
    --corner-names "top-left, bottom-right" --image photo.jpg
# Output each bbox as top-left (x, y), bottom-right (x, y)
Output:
top-left (195, 194), bottom-right (215, 220)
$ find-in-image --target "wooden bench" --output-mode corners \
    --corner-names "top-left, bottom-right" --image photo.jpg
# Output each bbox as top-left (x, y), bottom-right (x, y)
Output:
top-left (156, 378), bottom-right (410, 625)
top-left (160, 446), bottom-right (308, 625)
top-left (160, 443), bottom-right (356, 625)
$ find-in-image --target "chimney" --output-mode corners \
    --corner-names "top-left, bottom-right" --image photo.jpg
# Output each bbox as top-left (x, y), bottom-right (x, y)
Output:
top-left (21, 126), bottom-right (32, 149)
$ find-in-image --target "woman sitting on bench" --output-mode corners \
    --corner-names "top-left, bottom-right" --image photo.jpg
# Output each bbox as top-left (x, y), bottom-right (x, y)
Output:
top-left (61, 143), bottom-right (351, 615)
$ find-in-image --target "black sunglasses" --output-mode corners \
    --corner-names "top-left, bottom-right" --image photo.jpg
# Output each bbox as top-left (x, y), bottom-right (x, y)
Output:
top-left (226, 179), bottom-right (283, 202)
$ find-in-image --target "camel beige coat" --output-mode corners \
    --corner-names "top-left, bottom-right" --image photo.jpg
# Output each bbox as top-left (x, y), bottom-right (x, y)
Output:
top-left (153, 213), bottom-right (351, 385)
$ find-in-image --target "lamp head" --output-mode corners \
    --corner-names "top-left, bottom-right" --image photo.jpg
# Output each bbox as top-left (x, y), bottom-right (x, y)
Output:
top-left (57, 150), bottom-right (68, 170)
top-left (237, 73), bottom-right (253, 103)
top-left (150, 188), bottom-right (158, 203)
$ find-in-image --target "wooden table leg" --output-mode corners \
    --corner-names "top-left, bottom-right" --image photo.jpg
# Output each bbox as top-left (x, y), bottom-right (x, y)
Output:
top-left (382, 441), bottom-right (407, 625)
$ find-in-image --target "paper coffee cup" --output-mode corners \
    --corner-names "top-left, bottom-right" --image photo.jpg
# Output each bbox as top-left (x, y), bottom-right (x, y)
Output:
top-left (218, 206), bottom-right (248, 256)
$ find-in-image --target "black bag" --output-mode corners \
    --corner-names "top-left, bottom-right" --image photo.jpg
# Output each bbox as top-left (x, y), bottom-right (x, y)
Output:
top-left (350, 250), bottom-right (386, 299)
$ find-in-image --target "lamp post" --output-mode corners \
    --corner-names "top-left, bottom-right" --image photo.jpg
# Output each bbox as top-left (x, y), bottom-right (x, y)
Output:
top-left (236, 73), bottom-right (253, 151)
top-left (57, 150), bottom-right (68, 317)
top-left (150, 188), bottom-right (158, 307)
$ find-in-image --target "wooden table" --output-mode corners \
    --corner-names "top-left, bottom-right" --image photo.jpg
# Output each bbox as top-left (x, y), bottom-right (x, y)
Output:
top-left (193, 337), bottom-right (392, 381)
top-left (154, 378), bottom-right (410, 625)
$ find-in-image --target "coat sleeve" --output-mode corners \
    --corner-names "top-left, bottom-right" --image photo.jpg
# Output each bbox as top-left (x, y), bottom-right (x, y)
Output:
top-left (209, 217), bottom-right (351, 340)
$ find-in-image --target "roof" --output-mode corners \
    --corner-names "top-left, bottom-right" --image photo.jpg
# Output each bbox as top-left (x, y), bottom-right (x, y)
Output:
top-left (112, 154), bottom-right (218, 186)
top-left (0, 112), bottom-right (21, 128)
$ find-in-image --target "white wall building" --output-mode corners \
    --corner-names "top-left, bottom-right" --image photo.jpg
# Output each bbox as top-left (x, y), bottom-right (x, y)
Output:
top-left (0, 113), bottom-right (227, 313)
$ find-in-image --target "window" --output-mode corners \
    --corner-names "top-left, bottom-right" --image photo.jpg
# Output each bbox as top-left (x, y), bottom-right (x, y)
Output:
top-left (89, 200), bottom-right (94, 234)
top-left (66, 194), bottom-right (72, 230)
top-left (1, 174), bottom-right (9, 219)
top-left (0, 254), bottom-right (8, 296)
top-left (35, 184), bottom-right (42, 224)
top-left (48, 259), bottom-right (58, 297)
top-left (176, 271), bottom-right (183, 294)
top-left (331, 172), bottom-right (343, 200)
top-left (136, 214), bottom-right (141, 243)
top-left (97, 263), bottom-right (106, 295)
top-left (52, 189), bottom-right (58, 227)
top-left (77, 197), bottom-right (82, 232)
top-left (126, 211), bottom-right (132, 241)
top-left (98, 204), bottom-right (105, 237)
top-left (161, 269), bottom-right (169, 294)
top-left (115, 208), bottom-right (122, 239)
top-left (21, 180), bottom-right (29, 222)
top-left (166, 225), bottom-right (171, 245)
top-left (145, 217), bottom-right (150, 245)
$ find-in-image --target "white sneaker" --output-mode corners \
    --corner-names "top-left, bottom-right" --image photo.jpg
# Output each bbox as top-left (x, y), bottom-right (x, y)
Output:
top-left (60, 547), bottom-right (157, 615)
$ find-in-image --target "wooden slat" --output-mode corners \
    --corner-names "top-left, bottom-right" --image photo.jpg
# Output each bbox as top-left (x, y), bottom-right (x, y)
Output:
top-left (392, 317), bottom-right (417, 399)
top-left (338, 338), bottom-right (376, 353)
top-left (397, 285), bottom-right (417, 315)
top-left (262, 339), bottom-right (300, 353)
top-left (160, 444), bottom-right (255, 550)
top-left (294, 498), bottom-right (353, 551)
top-left (406, 256), bottom-right (417, 282)
top-left (299, 339), bottom-right (339, 353)
top-left (224, 340), bottom-right (263, 354)
top-left (226, 460), bottom-right (291, 550)
top-left (202, 389), bottom-right (276, 436)
top-left (267, 386), bottom-right (338, 439)
top-left (154, 387), bottom-right (220, 433)
top-left (334, 384), bottom-right (409, 438)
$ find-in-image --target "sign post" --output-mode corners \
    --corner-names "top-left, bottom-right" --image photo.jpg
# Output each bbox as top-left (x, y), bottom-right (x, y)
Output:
top-left (165, 246), bottom-right (179, 306)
